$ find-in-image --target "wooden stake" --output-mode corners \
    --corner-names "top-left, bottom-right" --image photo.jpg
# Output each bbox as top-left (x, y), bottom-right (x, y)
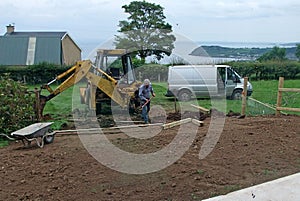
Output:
top-left (34, 88), bottom-right (42, 122)
top-left (174, 96), bottom-right (177, 113)
top-left (241, 77), bottom-right (248, 116)
top-left (276, 77), bottom-right (284, 116)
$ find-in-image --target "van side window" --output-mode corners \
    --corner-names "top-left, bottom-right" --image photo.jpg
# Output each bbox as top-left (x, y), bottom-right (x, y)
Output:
top-left (227, 68), bottom-right (240, 83)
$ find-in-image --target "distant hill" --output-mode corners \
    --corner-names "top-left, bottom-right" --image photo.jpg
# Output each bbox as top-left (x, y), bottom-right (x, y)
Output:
top-left (191, 46), bottom-right (297, 60)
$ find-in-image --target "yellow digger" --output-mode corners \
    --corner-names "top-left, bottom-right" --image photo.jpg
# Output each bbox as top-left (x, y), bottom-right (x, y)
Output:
top-left (36, 49), bottom-right (141, 119)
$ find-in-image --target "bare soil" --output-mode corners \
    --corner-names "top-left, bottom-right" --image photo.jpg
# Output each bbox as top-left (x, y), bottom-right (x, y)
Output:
top-left (0, 114), bottom-right (299, 201)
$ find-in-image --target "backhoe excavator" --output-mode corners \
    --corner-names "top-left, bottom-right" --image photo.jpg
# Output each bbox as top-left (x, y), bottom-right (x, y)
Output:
top-left (36, 49), bottom-right (141, 120)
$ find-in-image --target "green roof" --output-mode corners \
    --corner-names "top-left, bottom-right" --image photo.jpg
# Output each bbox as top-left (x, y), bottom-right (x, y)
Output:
top-left (34, 37), bottom-right (62, 64)
top-left (0, 32), bottom-right (66, 65)
top-left (0, 37), bottom-right (28, 65)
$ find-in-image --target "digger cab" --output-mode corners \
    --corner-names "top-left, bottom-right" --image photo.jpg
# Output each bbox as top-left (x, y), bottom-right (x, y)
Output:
top-left (94, 49), bottom-right (136, 84)
top-left (81, 49), bottom-right (141, 114)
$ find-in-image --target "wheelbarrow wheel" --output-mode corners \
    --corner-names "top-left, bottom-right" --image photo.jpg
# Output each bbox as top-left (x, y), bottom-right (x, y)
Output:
top-left (44, 135), bottom-right (54, 144)
top-left (43, 129), bottom-right (55, 144)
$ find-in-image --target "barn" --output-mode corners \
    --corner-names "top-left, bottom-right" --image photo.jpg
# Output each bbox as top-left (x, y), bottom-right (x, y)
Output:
top-left (0, 24), bottom-right (81, 66)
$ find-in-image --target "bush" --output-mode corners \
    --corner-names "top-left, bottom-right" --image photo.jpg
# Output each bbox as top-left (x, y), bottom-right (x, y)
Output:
top-left (0, 76), bottom-right (35, 134)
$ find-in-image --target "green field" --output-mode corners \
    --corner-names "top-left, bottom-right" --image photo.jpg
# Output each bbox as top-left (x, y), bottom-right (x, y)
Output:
top-left (1, 79), bottom-right (299, 148)
top-left (26, 83), bottom-right (85, 130)
top-left (27, 79), bottom-right (300, 128)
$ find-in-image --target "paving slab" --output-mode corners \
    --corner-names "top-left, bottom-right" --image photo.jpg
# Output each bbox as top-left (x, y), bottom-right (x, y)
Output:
top-left (203, 172), bottom-right (300, 201)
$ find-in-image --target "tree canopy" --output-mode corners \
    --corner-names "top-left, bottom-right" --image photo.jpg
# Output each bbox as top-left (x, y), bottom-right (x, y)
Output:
top-left (257, 46), bottom-right (287, 62)
top-left (114, 1), bottom-right (176, 61)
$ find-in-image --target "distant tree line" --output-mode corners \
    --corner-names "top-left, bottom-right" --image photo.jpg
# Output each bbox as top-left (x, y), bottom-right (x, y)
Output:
top-left (228, 60), bottom-right (300, 80)
top-left (227, 46), bottom-right (300, 80)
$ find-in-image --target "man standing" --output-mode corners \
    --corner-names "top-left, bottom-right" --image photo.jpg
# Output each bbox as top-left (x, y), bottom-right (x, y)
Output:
top-left (139, 79), bottom-right (155, 124)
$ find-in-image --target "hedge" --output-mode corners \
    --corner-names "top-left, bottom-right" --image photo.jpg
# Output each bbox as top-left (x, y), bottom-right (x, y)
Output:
top-left (227, 60), bottom-right (300, 80)
top-left (0, 62), bottom-right (70, 84)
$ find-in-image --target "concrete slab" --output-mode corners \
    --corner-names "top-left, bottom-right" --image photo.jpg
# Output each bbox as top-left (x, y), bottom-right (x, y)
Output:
top-left (203, 172), bottom-right (300, 201)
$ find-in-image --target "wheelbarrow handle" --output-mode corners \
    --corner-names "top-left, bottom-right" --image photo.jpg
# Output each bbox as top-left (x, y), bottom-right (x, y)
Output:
top-left (0, 133), bottom-right (16, 141)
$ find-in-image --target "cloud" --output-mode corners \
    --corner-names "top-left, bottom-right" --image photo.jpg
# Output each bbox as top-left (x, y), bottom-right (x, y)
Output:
top-left (1, 0), bottom-right (299, 49)
top-left (152, 0), bottom-right (300, 19)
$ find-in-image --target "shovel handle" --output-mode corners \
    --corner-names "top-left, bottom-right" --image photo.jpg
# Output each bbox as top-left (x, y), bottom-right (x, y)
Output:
top-left (141, 96), bottom-right (154, 108)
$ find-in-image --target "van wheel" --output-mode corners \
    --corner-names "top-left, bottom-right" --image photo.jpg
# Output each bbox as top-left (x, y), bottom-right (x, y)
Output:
top-left (231, 89), bottom-right (243, 100)
top-left (178, 90), bottom-right (191, 101)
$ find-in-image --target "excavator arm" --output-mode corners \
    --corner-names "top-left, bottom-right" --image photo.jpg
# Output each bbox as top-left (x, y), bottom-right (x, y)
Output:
top-left (36, 52), bottom-right (139, 119)
top-left (42, 60), bottom-right (93, 100)
top-left (37, 60), bottom-right (93, 119)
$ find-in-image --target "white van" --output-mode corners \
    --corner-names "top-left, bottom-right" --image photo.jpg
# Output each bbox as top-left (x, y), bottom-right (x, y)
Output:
top-left (165, 65), bottom-right (253, 101)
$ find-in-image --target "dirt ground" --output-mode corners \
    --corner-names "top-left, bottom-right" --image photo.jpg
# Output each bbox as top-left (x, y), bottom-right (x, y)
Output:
top-left (0, 114), bottom-right (299, 201)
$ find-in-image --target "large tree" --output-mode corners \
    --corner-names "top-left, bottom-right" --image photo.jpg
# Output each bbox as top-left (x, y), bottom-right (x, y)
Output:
top-left (114, 1), bottom-right (175, 61)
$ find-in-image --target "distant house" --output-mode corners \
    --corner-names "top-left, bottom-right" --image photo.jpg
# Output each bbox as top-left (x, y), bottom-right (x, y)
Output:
top-left (0, 24), bottom-right (81, 66)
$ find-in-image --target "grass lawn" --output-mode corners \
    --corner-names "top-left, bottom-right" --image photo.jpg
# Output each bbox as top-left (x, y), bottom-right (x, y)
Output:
top-left (0, 139), bottom-right (9, 148)
top-left (151, 79), bottom-right (300, 116)
top-left (24, 79), bottom-right (300, 130)
top-left (27, 84), bottom-right (82, 130)
top-left (251, 79), bottom-right (300, 114)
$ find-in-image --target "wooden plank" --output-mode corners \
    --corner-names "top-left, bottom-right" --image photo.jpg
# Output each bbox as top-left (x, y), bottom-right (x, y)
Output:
top-left (190, 104), bottom-right (210, 113)
top-left (191, 119), bottom-right (204, 127)
top-left (105, 123), bottom-right (163, 130)
top-left (276, 107), bottom-right (300, 113)
top-left (278, 88), bottom-right (300, 92)
top-left (55, 123), bottom-right (164, 135)
top-left (114, 121), bottom-right (145, 123)
top-left (163, 118), bottom-right (192, 130)
top-left (55, 128), bottom-right (101, 133)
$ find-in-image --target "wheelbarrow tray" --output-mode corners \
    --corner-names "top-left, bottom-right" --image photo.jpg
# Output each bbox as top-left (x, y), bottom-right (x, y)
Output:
top-left (11, 122), bottom-right (54, 148)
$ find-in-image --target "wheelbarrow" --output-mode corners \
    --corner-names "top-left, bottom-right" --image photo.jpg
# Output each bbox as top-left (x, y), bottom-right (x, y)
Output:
top-left (1, 122), bottom-right (55, 148)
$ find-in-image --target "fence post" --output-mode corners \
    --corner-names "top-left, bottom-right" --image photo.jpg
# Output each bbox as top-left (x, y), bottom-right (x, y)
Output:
top-left (276, 77), bottom-right (284, 116)
top-left (241, 77), bottom-right (248, 116)
top-left (34, 88), bottom-right (42, 122)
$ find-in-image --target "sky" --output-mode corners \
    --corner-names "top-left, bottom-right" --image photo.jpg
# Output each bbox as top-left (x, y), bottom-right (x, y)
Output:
top-left (1, 0), bottom-right (300, 58)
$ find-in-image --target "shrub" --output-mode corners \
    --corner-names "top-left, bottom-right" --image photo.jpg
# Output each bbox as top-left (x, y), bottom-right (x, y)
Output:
top-left (0, 75), bottom-right (35, 134)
